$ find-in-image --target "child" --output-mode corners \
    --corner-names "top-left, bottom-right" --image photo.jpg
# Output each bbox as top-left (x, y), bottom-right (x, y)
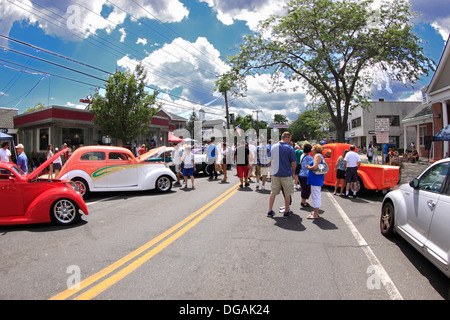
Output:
top-left (181, 146), bottom-right (196, 189)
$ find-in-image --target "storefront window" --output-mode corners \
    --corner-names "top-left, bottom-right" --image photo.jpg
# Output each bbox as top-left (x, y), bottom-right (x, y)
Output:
top-left (62, 128), bottom-right (86, 150)
top-left (39, 128), bottom-right (49, 151)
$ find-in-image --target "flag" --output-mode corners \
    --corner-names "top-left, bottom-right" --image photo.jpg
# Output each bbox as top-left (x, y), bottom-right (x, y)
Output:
top-left (235, 124), bottom-right (242, 136)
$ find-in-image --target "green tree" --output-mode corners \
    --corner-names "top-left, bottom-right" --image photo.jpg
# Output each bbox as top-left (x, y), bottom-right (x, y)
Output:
top-left (289, 106), bottom-right (332, 142)
top-left (228, 0), bottom-right (434, 142)
top-left (273, 114), bottom-right (288, 124)
top-left (184, 110), bottom-right (199, 138)
top-left (214, 69), bottom-right (247, 130)
top-left (91, 64), bottom-right (160, 145)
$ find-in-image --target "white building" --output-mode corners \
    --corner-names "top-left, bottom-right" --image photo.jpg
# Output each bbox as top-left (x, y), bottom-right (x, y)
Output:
top-left (345, 100), bottom-right (421, 150)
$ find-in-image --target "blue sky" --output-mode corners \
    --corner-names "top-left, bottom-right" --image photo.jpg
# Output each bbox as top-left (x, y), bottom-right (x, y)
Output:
top-left (0, 0), bottom-right (448, 123)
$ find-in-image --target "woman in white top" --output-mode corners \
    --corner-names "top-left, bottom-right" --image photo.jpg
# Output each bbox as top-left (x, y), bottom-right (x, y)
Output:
top-left (53, 147), bottom-right (63, 178)
top-left (181, 146), bottom-right (196, 189)
top-left (46, 144), bottom-right (54, 179)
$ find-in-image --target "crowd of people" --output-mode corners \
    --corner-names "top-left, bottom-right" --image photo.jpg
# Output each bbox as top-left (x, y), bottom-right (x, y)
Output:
top-left (0, 141), bottom-right (70, 177)
top-left (169, 132), bottom-right (360, 221)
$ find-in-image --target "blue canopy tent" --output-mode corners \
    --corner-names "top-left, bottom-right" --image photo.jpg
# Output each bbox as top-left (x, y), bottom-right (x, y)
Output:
top-left (433, 125), bottom-right (450, 141)
top-left (0, 132), bottom-right (14, 141)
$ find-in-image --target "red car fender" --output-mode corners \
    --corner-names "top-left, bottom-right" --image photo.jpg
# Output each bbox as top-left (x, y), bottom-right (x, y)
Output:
top-left (25, 188), bottom-right (88, 222)
top-left (356, 170), bottom-right (377, 190)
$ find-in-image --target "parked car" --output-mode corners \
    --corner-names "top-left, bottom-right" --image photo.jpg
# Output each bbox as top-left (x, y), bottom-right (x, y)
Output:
top-left (321, 143), bottom-right (399, 194)
top-left (380, 158), bottom-right (450, 277)
top-left (191, 147), bottom-right (208, 175)
top-left (144, 146), bottom-right (174, 166)
top-left (57, 146), bottom-right (177, 197)
top-left (0, 148), bottom-right (88, 226)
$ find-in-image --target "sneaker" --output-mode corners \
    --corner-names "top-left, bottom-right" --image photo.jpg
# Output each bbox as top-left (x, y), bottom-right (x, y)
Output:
top-left (279, 206), bottom-right (285, 213)
top-left (245, 182), bottom-right (250, 187)
top-left (267, 210), bottom-right (275, 217)
top-left (340, 194), bottom-right (349, 198)
top-left (283, 210), bottom-right (293, 218)
top-left (239, 184), bottom-right (243, 189)
top-left (256, 183), bottom-right (260, 190)
top-left (261, 185), bottom-right (265, 190)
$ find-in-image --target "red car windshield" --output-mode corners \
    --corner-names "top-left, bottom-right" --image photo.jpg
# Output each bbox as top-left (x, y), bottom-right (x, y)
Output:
top-left (12, 165), bottom-right (26, 176)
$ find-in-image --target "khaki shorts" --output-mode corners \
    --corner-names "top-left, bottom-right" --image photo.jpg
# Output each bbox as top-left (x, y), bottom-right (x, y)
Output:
top-left (255, 165), bottom-right (269, 177)
top-left (271, 176), bottom-right (294, 196)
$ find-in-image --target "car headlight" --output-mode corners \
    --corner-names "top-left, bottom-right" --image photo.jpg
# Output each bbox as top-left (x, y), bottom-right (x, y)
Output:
top-left (65, 181), bottom-right (81, 193)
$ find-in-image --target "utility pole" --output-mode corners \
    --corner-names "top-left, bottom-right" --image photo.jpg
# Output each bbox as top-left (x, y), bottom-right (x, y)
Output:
top-left (253, 109), bottom-right (262, 136)
top-left (224, 91), bottom-right (230, 131)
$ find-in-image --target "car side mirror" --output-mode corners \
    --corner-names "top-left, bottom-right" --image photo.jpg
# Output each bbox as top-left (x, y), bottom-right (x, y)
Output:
top-left (409, 178), bottom-right (419, 189)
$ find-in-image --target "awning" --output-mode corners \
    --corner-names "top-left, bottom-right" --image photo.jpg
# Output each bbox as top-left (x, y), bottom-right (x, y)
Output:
top-left (168, 132), bottom-right (183, 143)
top-left (433, 125), bottom-right (450, 141)
top-left (0, 132), bottom-right (14, 141)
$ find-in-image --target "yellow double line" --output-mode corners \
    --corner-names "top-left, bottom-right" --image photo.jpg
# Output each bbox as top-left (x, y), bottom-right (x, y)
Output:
top-left (50, 183), bottom-right (240, 300)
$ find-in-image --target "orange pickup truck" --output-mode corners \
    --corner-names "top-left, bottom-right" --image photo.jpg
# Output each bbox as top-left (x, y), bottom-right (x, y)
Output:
top-left (321, 143), bottom-right (400, 194)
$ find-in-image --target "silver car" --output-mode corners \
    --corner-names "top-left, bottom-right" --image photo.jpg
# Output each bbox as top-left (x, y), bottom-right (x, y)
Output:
top-left (380, 158), bottom-right (450, 278)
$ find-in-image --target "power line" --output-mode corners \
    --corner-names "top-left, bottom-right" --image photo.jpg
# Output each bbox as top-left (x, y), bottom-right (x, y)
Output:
top-left (8, 0), bottom-right (218, 103)
top-left (2, 1), bottom-right (239, 117)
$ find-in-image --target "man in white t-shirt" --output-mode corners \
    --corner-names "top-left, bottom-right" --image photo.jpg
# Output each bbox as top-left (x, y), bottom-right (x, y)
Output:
top-left (0, 142), bottom-right (12, 162)
top-left (343, 145), bottom-right (361, 198)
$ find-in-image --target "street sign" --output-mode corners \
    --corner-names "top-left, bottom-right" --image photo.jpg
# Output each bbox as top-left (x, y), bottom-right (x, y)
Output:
top-left (375, 118), bottom-right (390, 132)
top-left (376, 132), bottom-right (389, 144)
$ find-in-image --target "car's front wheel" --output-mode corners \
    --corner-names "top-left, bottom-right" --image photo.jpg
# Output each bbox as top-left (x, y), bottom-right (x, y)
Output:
top-left (380, 201), bottom-right (395, 236)
top-left (155, 175), bottom-right (172, 192)
top-left (51, 199), bottom-right (80, 226)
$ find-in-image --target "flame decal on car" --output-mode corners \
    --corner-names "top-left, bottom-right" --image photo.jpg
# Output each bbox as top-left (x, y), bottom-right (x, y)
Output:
top-left (91, 165), bottom-right (141, 181)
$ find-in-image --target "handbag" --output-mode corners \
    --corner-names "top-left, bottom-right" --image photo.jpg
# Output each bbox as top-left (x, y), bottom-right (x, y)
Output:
top-left (313, 155), bottom-right (329, 175)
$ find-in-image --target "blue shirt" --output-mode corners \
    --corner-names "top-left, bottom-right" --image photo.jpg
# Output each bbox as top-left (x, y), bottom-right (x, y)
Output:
top-left (206, 143), bottom-right (217, 164)
top-left (270, 142), bottom-right (296, 177)
top-left (17, 152), bottom-right (28, 173)
top-left (307, 154), bottom-right (325, 186)
top-left (299, 154), bottom-right (314, 177)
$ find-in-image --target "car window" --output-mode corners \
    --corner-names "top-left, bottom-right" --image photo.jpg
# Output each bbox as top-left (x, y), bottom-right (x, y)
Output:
top-left (0, 168), bottom-right (12, 180)
top-left (80, 152), bottom-right (105, 161)
top-left (323, 148), bottom-right (332, 158)
top-left (109, 152), bottom-right (131, 161)
top-left (418, 162), bottom-right (450, 193)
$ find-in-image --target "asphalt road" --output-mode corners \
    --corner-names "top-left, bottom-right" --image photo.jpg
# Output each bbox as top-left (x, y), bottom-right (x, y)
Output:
top-left (0, 163), bottom-right (449, 303)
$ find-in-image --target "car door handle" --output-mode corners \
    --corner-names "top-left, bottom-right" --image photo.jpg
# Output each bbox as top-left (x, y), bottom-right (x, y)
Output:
top-left (427, 200), bottom-right (436, 210)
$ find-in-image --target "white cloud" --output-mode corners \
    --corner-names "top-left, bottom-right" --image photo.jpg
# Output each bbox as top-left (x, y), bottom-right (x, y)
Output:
top-left (65, 101), bottom-right (86, 109)
top-left (409, 0), bottom-right (450, 40)
top-left (118, 28), bottom-right (126, 42)
top-left (199, 0), bottom-right (288, 30)
top-left (117, 36), bottom-right (311, 121)
top-left (0, 0), bottom-right (189, 44)
top-left (136, 37), bottom-right (148, 46)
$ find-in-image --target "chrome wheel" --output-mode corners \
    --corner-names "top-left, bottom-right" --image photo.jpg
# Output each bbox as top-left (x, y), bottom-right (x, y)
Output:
top-left (51, 199), bottom-right (79, 225)
top-left (156, 175), bottom-right (172, 192)
top-left (72, 178), bottom-right (89, 197)
top-left (380, 202), bottom-right (395, 236)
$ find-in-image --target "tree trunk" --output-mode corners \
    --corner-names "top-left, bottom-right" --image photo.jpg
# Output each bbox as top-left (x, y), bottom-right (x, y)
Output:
top-left (335, 121), bottom-right (346, 143)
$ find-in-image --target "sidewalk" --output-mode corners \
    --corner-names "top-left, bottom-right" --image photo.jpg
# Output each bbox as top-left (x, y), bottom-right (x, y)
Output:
top-left (358, 153), bottom-right (429, 185)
